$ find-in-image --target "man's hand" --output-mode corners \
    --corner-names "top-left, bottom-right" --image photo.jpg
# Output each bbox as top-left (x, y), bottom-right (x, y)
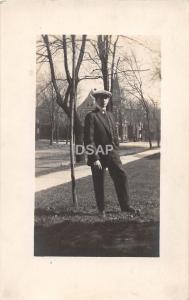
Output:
top-left (93, 160), bottom-right (102, 170)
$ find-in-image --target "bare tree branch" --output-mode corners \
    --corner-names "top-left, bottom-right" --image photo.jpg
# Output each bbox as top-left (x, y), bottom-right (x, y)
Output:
top-left (62, 35), bottom-right (72, 85)
top-left (75, 35), bottom-right (87, 82)
top-left (110, 35), bottom-right (119, 92)
top-left (42, 35), bottom-right (63, 107)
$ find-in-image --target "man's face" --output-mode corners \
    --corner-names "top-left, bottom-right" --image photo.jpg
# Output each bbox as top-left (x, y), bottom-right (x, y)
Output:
top-left (95, 95), bottom-right (110, 109)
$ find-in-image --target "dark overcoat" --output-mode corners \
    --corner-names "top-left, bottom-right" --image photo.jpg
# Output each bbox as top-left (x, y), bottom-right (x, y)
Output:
top-left (84, 107), bottom-right (119, 166)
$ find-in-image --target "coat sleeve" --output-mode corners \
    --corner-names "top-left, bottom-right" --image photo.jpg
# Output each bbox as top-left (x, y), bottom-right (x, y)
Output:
top-left (84, 112), bottom-right (100, 163)
top-left (109, 112), bottom-right (119, 147)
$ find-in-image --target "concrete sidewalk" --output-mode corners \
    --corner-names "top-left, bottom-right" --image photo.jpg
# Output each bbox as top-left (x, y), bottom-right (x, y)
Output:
top-left (35, 148), bottom-right (160, 192)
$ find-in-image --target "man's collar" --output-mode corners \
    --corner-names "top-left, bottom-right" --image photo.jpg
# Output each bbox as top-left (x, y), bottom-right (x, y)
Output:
top-left (95, 104), bottom-right (106, 114)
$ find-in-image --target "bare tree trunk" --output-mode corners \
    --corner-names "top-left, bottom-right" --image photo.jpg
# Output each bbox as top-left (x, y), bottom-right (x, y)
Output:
top-left (146, 111), bottom-right (152, 149)
top-left (50, 125), bottom-right (54, 145)
top-left (56, 113), bottom-right (59, 143)
top-left (62, 35), bottom-right (86, 127)
top-left (50, 95), bottom-right (55, 145)
top-left (98, 35), bottom-right (109, 89)
top-left (49, 114), bottom-right (54, 145)
top-left (141, 97), bottom-right (152, 149)
top-left (43, 34), bottom-right (86, 162)
top-left (110, 37), bottom-right (119, 112)
top-left (119, 110), bottom-right (123, 142)
top-left (66, 124), bottom-right (69, 144)
top-left (43, 34), bottom-right (79, 207)
top-left (74, 114), bottom-right (84, 162)
top-left (156, 121), bottom-right (160, 147)
top-left (70, 35), bottom-right (78, 208)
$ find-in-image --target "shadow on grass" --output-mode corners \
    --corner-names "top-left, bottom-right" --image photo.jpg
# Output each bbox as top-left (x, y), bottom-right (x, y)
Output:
top-left (34, 221), bottom-right (159, 257)
top-left (35, 154), bottom-right (160, 257)
top-left (35, 208), bottom-right (96, 217)
top-left (145, 153), bottom-right (160, 160)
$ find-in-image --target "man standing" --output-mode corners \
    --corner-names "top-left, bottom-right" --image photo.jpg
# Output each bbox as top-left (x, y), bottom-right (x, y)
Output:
top-left (84, 89), bottom-right (139, 217)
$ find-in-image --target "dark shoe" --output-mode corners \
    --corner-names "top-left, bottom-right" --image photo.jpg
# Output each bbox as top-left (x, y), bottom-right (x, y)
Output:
top-left (122, 206), bottom-right (140, 216)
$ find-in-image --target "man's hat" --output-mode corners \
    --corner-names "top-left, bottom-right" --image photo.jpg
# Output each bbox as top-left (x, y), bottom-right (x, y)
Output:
top-left (92, 89), bottom-right (112, 99)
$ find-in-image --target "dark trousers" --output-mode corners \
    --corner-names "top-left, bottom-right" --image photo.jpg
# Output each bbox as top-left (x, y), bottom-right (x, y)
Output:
top-left (91, 150), bottom-right (130, 212)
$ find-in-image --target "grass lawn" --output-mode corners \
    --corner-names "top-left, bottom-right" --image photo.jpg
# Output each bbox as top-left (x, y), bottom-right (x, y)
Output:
top-left (35, 153), bottom-right (160, 256)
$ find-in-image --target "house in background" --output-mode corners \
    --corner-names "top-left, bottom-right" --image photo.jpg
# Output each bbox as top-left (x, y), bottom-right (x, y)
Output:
top-left (36, 76), bottom-right (155, 143)
top-left (77, 76), bottom-right (143, 142)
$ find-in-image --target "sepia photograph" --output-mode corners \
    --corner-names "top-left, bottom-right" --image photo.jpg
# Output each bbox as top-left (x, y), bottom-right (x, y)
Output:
top-left (35, 35), bottom-right (161, 257)
top-left (1, 1), bottom-right (189, 299)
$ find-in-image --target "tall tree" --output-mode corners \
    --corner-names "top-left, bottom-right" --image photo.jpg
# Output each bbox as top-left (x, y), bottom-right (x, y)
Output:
top-left (120, 51), bottom-right (153, 148)
top-left (89, 35), bottom-right (120, 111)
top-left (149, 97), bottom-right (161, 147)
top-left (40, 34), bottom-right (87, 206)
top-left (39, 34), bottom-right (87, 162)
top-left (70, 35), bottom-right (78, 207)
